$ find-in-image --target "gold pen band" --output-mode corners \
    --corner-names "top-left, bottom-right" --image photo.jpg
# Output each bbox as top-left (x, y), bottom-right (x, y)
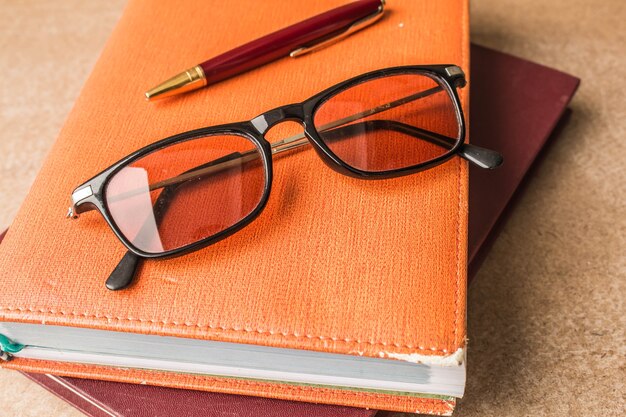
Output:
top-left (145, 65), bottom-right (207, 101)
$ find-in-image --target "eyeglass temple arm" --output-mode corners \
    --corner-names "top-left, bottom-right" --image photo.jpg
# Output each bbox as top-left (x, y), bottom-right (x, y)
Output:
top-left (331, 119), bottom-right (503, 169)
top-left (148, 118), bottom-right (502, 194)
top-left (261, 84), bottom-right (502, 169)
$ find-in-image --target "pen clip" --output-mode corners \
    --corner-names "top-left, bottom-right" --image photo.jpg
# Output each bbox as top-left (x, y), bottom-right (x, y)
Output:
top-left (290, 1), bottom-right (385, 58)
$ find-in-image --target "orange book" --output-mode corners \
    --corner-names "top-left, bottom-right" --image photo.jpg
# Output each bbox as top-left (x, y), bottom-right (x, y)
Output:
top-left (0, 0), bottom-right (469, 414)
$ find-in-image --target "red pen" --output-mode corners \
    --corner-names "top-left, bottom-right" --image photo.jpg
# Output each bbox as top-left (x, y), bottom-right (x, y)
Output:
top-left (145, 0), bottom-right (385, 100)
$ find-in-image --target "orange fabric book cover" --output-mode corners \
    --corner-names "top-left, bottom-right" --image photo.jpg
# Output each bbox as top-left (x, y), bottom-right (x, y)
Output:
top-left (0, 0), bottom-right (469, 414)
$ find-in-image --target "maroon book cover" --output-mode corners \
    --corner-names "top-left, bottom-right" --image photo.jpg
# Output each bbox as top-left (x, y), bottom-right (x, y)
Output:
top-left (467, 44), bottom-right (579, 280)
top-left (4, 44), bottom-right (579, 417)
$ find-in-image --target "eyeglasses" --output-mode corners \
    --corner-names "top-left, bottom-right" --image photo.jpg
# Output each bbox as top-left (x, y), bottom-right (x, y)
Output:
top-left (68, 65), bottom-right (503, 290)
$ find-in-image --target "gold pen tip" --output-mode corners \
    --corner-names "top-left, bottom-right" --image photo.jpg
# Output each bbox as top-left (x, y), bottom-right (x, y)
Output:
top-left (143, 65), bottom-right (208, 101)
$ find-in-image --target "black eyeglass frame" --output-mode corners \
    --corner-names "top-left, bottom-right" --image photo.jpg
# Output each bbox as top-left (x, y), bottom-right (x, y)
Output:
top-left (69, 64), bottom-right (498, 262)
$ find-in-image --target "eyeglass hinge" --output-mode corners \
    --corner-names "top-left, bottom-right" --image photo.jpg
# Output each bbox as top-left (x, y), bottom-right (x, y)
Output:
top-left (445, 66), bottom-right (464, 77)
top-left (445, 66), bottom-right (466, 88)
top-left (67, 185), bottom-right (94, 219)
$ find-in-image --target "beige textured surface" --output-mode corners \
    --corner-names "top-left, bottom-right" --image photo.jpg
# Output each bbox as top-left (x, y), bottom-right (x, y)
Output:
top-left (0, 2), bottom-right (125, 417)
top-left (0, 0), bottom-right (624, 416)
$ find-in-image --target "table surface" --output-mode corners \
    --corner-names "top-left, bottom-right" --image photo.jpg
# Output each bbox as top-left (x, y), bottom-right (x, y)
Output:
top-left (0, 0), bottom-right (624, 416)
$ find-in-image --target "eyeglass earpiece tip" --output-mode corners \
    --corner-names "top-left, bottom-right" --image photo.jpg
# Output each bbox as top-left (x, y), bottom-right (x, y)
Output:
top-left (460, 143), bottom-right (504, 169)
top-left (489, 152), bottom-right (504, 169)
top-left (106, 251), bottom-right (141, 291)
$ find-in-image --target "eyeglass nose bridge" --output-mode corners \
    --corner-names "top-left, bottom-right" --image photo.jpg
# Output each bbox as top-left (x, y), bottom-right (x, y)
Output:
top-left (251, 104), bottom-right (305, 135)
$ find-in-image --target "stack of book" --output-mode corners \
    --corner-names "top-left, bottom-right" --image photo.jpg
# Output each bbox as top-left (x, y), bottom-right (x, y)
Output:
top-left (0, 0), bottom-right (578, 415)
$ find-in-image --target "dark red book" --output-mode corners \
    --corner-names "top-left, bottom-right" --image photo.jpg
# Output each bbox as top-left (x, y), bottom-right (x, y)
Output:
top-left (3, 44), bottom-right (579, 417)
top-left (467, 44), bottom-right (579, 281)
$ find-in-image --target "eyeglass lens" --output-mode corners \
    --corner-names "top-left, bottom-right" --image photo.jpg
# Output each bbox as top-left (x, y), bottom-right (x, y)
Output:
top-left (104, 134), bottom-right (266, 253)
top-left (313, 73), bottom-right (460, 172)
